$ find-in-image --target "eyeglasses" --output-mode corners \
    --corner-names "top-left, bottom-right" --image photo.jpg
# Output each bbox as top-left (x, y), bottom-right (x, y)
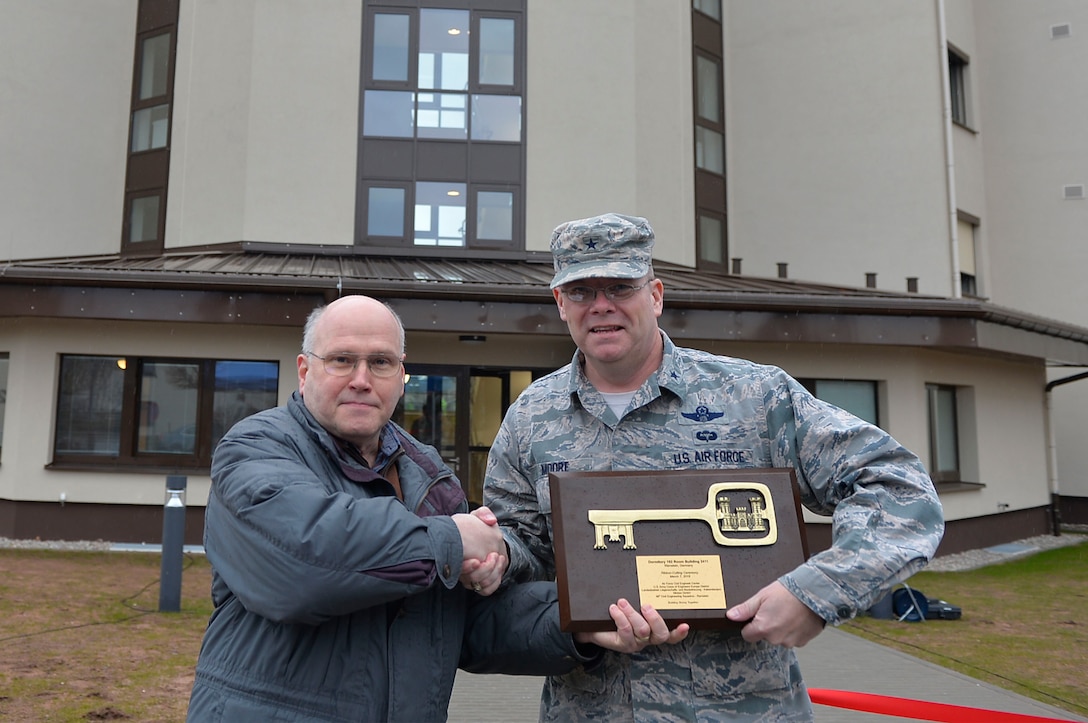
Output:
top-left (560, 280), bottom-right (651, 304)
top-left (305, 352), bottom-right (403, 378)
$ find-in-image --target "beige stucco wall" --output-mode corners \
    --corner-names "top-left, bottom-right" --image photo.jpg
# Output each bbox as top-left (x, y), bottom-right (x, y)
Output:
top-left (169, 0), bottom-right (361, 248)
top-left (724, 1), bottom-right (954, 295)
top-left (0, 0), bottom-right (133, 261)
top-left (967, 1), bottom-right (1088, 500)
top-left (524, 0), bottom-right (695, 261)
top-left (0, 314), bottom-right (1050, 524)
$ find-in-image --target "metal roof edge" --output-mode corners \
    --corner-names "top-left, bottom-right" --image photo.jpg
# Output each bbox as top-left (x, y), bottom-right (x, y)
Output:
top-left (2, 254), bottom-right (1088, 348)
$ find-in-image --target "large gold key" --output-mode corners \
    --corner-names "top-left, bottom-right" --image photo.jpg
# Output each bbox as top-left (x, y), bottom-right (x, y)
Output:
top-left (587, 481), bottom-right (778, 550)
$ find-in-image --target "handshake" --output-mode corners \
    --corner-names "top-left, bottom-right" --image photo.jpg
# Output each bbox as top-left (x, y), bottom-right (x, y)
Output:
top-left (452, 506), bottom-right (689, 653)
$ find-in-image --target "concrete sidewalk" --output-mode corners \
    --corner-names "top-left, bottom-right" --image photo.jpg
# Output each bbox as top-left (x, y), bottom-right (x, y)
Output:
top-left (448, 626), bottom-right (1087, 722)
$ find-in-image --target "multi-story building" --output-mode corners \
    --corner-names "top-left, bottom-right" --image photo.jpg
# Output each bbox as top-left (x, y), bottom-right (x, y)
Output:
top-left (2, 0), bottom-right (1086, 555)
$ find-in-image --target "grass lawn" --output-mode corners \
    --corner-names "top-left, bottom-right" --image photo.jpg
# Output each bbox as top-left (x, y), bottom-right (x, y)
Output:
top-left (0, 549), bottom-right (214, 722)
top-left (841, 534), bottom-right (1088, 720)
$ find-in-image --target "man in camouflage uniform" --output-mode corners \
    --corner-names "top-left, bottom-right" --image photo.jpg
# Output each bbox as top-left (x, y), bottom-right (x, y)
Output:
top-left (481, 213), bottom-right (944, 722)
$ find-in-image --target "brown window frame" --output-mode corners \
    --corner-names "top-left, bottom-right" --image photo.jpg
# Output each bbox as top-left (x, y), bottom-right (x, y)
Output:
top-left (121, 0), bottom-right (179, 256)
top-left (692, 3), bottom-right (728, 273)
top-left (50, 354), bottom-right (279, 473)
top-left (357, 1), bottom-right (526, 252)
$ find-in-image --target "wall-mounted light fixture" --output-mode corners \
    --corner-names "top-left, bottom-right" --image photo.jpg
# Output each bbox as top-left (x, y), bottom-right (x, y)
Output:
top-left (459, 335), bottom-right (486, 344)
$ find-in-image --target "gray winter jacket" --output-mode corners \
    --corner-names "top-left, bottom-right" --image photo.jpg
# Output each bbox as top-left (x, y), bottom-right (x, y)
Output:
top-left (187, 392), bottom-right (589, 722)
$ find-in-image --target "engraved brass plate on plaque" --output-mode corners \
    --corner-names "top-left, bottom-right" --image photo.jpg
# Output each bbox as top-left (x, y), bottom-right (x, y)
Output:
top-left (549, 468), bottom-right (808, 632)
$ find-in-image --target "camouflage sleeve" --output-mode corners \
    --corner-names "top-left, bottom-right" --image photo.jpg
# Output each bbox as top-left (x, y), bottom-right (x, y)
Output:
top-left (483, 400), bottom-right (557, 583)
top-left (769, 373), bottom-right (945, 625)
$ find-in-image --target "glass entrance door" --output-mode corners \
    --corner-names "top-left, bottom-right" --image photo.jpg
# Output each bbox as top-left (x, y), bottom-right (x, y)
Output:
top-left (400, 365), bottom-right (546, 506)
top-left (400, 369), bottom-right (460, 476)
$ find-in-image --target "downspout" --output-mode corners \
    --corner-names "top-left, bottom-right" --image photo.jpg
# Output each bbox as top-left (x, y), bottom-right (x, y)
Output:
top-left (1044, 371), bottom-right (1088, 536)
top-left (936, 0), bottom-right (961, 298)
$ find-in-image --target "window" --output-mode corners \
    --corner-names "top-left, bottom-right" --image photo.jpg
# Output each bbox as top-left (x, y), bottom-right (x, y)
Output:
top-left (359, 2), bottom-right (525, 250)
top-left (948, 46), bottom-right (969, 128)
top-left (121, 0), bottom-right (179, 254)
top-left (927, 383), bottom-right (960, 483)
top-left (53, 355), bottom-right (278, 470)
top-left (958, 212), bottom-right (980, 297)
top-left (799, 379), bottom-right (879, 426)
top-left (0, 353), bottom-right (8, 458)
top-left (692, 3), bottom-right (728, 272)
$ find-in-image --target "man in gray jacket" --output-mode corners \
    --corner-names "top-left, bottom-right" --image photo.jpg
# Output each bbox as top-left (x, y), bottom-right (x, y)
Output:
top-left (188, 295), bottom-right (684, 722)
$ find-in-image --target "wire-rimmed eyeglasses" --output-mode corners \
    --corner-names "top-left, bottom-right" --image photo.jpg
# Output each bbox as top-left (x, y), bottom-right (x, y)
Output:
top-left (560, 280), bottom-right (651, 304)
top-left (304, 351), bottom-right (403, 378)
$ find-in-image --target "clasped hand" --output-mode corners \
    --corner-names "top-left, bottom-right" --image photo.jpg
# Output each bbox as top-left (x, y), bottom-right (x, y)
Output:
top-left (455, 508), bottom-right (689, 653)
top-left (453, 506), bottom-right (508, 596)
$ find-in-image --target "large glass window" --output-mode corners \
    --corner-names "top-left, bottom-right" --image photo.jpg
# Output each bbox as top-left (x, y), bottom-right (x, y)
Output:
top-left (54, 355), bottom-right (278, 469)
top-left (138, 361), bottom-right (200, 454)
top-left (56, 356), bottom-right (126, 456)
top-left (359, 2), bottom-right (525, 250)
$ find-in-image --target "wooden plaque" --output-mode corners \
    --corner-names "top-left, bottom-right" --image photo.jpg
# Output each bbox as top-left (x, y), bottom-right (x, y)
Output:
top-left (549, 468), bottom-right (809, 632)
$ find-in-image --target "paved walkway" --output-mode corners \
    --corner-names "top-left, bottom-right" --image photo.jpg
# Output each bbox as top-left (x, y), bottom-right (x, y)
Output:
top-left (449, 626), bottom-right (1087, 722)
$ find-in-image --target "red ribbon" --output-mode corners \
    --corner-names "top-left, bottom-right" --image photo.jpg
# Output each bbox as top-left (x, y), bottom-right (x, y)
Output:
top-left (808, 688), bottom-right (1078, 723)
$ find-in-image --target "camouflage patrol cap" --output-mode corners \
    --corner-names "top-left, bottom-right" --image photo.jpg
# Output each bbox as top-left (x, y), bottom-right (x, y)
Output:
top-left (549, 213), bottom-right (655, 289)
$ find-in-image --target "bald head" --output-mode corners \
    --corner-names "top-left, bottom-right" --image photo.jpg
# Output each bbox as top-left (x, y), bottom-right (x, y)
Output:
top-left (302, 296), bottom-right (405, 357)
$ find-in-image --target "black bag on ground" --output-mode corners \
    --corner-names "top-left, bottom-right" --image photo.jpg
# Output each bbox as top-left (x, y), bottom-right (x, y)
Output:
top-left (924, 597), bottom-right (962, 620)
top-left (891, 585), bottom-right (929, 622)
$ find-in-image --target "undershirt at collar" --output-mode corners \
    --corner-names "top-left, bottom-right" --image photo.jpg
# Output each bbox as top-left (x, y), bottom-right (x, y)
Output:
top-left (600, 390), bottom-right (637, 419)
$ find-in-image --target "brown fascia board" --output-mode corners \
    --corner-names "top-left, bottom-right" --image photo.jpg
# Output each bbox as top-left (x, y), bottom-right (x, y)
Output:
top-left (2, 266), bottom-right (1088, 365)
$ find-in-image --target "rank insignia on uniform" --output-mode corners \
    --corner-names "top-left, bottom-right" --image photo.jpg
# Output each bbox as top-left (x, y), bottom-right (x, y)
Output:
top-left (681, 406), bottom-right (725, 422)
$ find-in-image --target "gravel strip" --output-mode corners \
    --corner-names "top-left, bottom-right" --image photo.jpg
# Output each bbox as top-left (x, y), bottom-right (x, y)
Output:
top-left (3, 527), bottom-right (1086, 571)
top-left (926, 527), bottom-right (1088, 572)
top-left (0, 536), bottom-right (113, 552)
